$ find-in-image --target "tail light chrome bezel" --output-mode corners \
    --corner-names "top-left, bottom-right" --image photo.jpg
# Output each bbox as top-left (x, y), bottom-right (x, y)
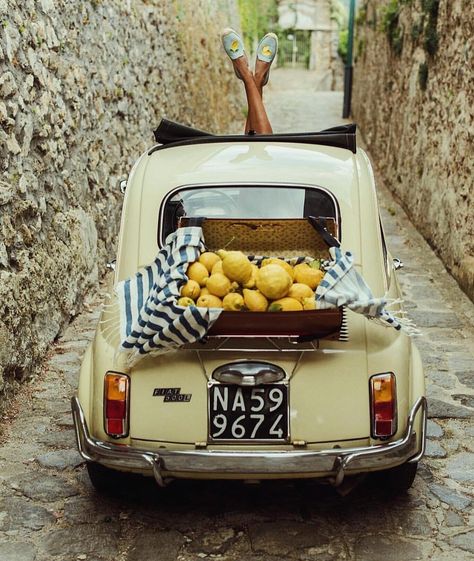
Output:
top-left (369, 372), bottom-right (397, 440)
top-left (103, 371), bottom-right (130, 439)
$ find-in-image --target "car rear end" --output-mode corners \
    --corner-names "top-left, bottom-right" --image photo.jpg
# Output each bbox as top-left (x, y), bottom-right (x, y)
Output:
top-left (73, 140), bottom-right (426, 489)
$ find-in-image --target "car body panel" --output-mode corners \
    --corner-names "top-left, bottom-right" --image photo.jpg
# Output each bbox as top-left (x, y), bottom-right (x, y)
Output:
top-left (128, 329), bottom-right (369, 444)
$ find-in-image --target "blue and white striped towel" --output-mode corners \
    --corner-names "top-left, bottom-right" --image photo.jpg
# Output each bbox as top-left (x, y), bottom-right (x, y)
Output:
top-left (316, 247), bottom-right (417, 334)
top-left (116, 226), bottom-right (221, 364)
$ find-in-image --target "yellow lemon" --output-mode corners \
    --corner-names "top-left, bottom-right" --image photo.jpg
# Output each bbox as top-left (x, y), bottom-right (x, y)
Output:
top-left (303, 296), bottom-right (317, 310)
top-left (256, 264), bottom-right (292, 300)
top-left (196, 294), bottom-right (223, 308)
top-left (199, 252), bottom-right (221, 273)
top-left (243, 289), bottom-right (268, 312)
top-left (187, 261), bottom-right (209, 287)
top-left (206, 273), bottom-right (232, 298)
top-left (218, 250), bottom-right (253, 284)
top-left (177, 297), bottom-right (195, 307)
top-left (293, 263), bottom-right (325, 290)
top-left (229, 281), bottom-right (241, 293)
top-left (180, 279), bottom-right (200, 300)
top-left (200, 287), bottom-right (210, 296)
top-left (268, 297), bottom-right (303, 312)
top-left (242, 264), bottom-right (259, 289)
top-left (288, 283), bottom-right (314, 303)
top-left (223, 293), bottom-right (245, 311)
top-left (261, 258), bottom-right (294, 280)
top-left (211, 260), bottom-right (224, 275)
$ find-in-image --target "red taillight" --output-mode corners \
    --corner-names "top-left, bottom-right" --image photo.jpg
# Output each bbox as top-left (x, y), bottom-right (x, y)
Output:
top-left (104, 372), bottom-right (130, 438)
top-left (370, 373), bottom-right (397, 439)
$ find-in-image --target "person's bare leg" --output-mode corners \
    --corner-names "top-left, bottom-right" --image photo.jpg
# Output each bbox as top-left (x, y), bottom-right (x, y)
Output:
top-left (254, 57), bottom-right (270, 97)
top-left (233, 57), bottom-right (272, 134)
top-left (243, 57), bottom-right (268, 132)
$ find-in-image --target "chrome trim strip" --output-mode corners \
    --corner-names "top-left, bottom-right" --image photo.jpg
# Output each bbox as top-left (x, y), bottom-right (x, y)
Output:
top-left (184, 337), bottom-right (322, 352)
top-left (72, 396), bottom-right (427, 487)
top-left (408, 393), bottom-right (428, 463)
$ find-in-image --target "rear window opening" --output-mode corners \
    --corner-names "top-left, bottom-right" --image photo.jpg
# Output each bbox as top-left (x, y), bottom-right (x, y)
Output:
top-left (159, 184), bottom-right (339, 245)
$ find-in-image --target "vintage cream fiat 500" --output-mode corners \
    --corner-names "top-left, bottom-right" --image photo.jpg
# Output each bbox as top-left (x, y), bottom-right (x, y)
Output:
top-left (72, 122), bottom-right (426, 495)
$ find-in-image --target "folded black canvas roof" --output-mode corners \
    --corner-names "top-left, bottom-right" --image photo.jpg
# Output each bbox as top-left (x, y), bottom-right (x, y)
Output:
top-left (150, 119), bottom-right (357, 154)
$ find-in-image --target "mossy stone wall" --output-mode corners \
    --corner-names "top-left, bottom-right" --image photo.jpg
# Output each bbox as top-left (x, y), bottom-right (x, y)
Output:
top-left (0, 0), bottom-right (242, 405)
top-left (353, 0), bottom-right (473, 300)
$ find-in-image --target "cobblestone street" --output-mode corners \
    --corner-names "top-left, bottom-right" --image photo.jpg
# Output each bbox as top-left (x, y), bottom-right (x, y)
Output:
top-left (1, 69), bottom-right (473, 561)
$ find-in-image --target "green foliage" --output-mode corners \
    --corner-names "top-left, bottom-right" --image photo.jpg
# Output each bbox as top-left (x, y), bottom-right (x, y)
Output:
top-left (356, 37), bottom-right (366, 59)
top-left (237, 0), bottom-right (279, 50)
top-left (380, 0), bottom-right (400, 32)
top-left (330, 1), bottom-right (348, 64)
top-left (356, 3), bottom-right (368, 26)
top-left (330, 0), bottom-right (348, 27)
top-left (418, 62), bottom-right (428, 90)
top-left (357, 1), bottom-right (377, 29)
top-left (381, 0), bottom-right (404, 57)
top-left (338, 28), bottom-right (348, 64)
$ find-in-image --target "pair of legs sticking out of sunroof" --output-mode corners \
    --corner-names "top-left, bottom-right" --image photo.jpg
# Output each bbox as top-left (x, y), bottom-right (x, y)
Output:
top-left (221, 28), bottom-right (277, 135)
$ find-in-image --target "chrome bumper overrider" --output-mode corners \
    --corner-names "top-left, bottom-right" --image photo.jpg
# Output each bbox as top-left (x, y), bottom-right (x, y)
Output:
top-left (71, 396), bottom-right (427, 487)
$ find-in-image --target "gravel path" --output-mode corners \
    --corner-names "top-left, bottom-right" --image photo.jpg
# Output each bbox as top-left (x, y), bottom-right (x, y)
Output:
top-left (0, 68), bottom-right (473, 561)
top-left (265, 68), bottom-right (346, 132)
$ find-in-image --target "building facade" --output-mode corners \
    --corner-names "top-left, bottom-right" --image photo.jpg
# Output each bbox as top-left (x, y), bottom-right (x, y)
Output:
top-left (277, 0), bottom-right (344, 90)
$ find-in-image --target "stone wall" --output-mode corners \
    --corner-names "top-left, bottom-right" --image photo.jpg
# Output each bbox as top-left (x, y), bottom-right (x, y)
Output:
top-left (0, 0), bottom-right (242, 405)
top-left (352, 0), bottom-right (473, 300)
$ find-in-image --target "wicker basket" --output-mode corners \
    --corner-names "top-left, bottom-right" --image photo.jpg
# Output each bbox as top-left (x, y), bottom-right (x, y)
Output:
top-left (181, 217), bottom-right (338, 260)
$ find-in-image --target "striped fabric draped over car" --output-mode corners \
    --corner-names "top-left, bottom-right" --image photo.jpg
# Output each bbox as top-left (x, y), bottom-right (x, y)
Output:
top-left (116, 227), bottom-right (221, 364)
top-left (115, 230), bottom-right (417, 366)
top-left (316, 247), bottom-right (418, 334)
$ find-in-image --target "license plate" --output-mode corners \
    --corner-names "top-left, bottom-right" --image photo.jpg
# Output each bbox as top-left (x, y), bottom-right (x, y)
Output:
top-left (208, 384), bottom-right (289, 442)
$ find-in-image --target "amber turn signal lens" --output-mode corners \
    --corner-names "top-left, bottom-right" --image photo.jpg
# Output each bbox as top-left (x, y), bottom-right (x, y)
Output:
top-left (105, 373), bottom-right (128, 401)
top-left (370, 373), bottom-right (397, 439)
top-left (104, 372), bottom-right (130, 438)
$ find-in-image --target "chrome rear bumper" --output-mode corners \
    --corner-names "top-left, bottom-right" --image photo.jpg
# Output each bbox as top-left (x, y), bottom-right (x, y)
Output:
top-left (71, 396), bottom-right (426, 487)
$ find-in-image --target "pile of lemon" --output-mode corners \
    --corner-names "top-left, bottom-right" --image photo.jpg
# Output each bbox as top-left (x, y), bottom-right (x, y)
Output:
top-left (178, 250), bottom-right (324, 312)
